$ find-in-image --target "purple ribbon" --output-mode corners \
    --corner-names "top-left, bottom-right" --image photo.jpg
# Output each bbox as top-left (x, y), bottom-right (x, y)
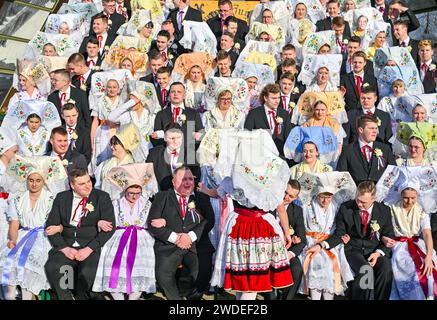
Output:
top-left (109, 226), bottom-right (144, 294)
top-left (1, 226), bottom-right (44, 285)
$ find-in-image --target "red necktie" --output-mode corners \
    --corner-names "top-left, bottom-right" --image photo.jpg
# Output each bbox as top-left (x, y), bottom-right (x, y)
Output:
top-left (282, 96), bottom-right (287, 110)
top-left (366, 110), bottom-right (373, 116)
top-left (179, 195), bottom-right (187, 218)
top-left (221, 19), bottom-right (225, 33)
top-left (79, 75), bottom-right (85, 85)
top-left (161, 88), bottom-right (167, 105)
top-left (360, 210), bottom-right (370, 234)
top-left (178, 11), bottom-right (184, 30)
top-left (0, 192), bottom-right (9, 199)
top-left (336, 37), bottom-right (342, 47)
top-left (87, 59), bottom-right (95, 67)
top-left (355, 75), bottom-right (362, 97)
top-left (67, 127), bottom-right (73, 134)
top-left (268, 110), bottom-right (279, 137)
top-left (60, 92), bottom-right (66, 106)
top-left (422, 63), bottom-right (428, 80)
top-left (173, 107), bottom-right (181, 123)
top-left (117, 4), bottom-right (123, 13)
top-left (378, 6), bottom-right (385, 13)
top-left (162, 51), bottom-right (167, 62)
top-left (97, 35), bottom-right (103, 48)
top-left (361, 145), bottom-right (372, 162)
top-left (58, 153), bottom-right (63, 161)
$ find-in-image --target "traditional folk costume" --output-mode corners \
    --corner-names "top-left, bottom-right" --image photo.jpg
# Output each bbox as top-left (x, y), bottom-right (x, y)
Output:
top-left (298, 54), bottom-right (342, 93)
top-left (93, 163), bottom-right (159, 299)
top-left (376, 165), bottom-right (437, 300)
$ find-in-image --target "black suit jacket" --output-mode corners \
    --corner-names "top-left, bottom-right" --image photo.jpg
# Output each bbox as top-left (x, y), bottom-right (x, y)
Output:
top-left (207, 15), bottom-right (249, 40)
top-left (83, 53), bottom-right (104, 67)
top-left (316, 17), bottom-right (352, 39)
top-left (340, 72), bottom-right (378, 110)
top-left (343, 108), bottom-right (392, 144)
top-left (336, 141), bottom-right (396, 184)
top-left (152, 105), bottom-right (204, 147)
top-left (244, 107), bottom-right (293, 158)
top-left (79, 34), bottom-right (115, 56)
top-left (155, 85), bottom-right (169, 108)
top-left (146, 145), bottom-right (201, 191)
top-left (278, 83), bottom-right (306, 113)
top-left (139, 73), bottom-right (157, 87)
top-left (273, 203), bottom-right (306, 257)
top-left (340, 55), bottom-right (374, 76)
top-left (89, 12), bottom-right (125, 38)
top-left (431, 211), bottom-right (437, 251)
top-left (147, 190), bottom-right (213, 256)
top-left (46, 189), bottom-right (116, 252)
top-left (418, 60), bottom-right (437, 94)
top-left (48, 86), bottom-right (92, 129)
top-left (390, 10), bottom-right (421, 41)
top-left (71, 70), bottom-right (96, 97)
top-left (326, 200), bottom-right (394, 257)
top-left (169, 6), bottom-right (203, 41)
top-left (45, 148), bottom-right (88, 173)
top-left (67, 124), bottom-right (92, 164)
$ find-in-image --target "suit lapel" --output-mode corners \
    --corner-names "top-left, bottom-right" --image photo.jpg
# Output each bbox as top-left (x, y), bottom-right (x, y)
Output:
top-left (259, 108), bottom-right (271, 130)
top-left (170, 190), bottom-right (184, 222)
top-left (353, 207), bottom-right (364, 238)
top-left (65, 191), bottom-right (74, 223)
top-left (348, 74), bottom-right (359, 100)
top-left (353, 142), bottom-right (369, 171)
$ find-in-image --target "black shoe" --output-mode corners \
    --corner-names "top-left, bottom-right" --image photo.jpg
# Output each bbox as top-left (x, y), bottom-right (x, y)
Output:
top-left (186, 290), bottom-right (204, 300)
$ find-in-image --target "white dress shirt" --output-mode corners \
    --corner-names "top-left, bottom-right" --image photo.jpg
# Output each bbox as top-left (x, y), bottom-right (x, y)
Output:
top-left (167, 190), bottom-right (198, 243)
top-left (359, 139), bottom-right (374, 162)
top-left (264, 105), bottom-right (277, 134)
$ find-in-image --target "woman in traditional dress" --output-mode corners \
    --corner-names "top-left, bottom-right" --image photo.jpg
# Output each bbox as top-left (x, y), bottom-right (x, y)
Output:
top-left (352, 15), bottom-right (368, 39)
top-left (306, 66), bottom-right (339, 93)
top-left (0, 156), bottom-right (66, 300)
top-left (184, 65), bottom-right (207, 113)
top-left (297, 172), bottom-right (356, 300)
top-left (93, 163), bottom-right (158, 300)
top-left (376, 166), bottom-right (437, 300)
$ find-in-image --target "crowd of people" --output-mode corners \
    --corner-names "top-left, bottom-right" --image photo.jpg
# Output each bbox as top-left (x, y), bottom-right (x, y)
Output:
top-left (0, 0), bottom-right (436, 301)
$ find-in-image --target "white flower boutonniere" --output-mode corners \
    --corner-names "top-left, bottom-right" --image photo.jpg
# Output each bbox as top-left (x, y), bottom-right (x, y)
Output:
top-left (234, 43), bottom-right (240, 50)
top-left (104, 45), bottom-right (110, 52)
top-left (66, 98), bottom-right (76, 105)
top-left (92, 65), bottom-right (101, 71)
top-left (343, 39), bottom-right (349, 45)
top-left (71, 131), bottom-right (78, 140)
top-left (179, 114), bottom-right (186, 123)
top-left (407, 46), bottom-right (412, 52)
top-left (168, 53), bottom-right (174, 60)
top-left (62, 159), bottom-right (69, 166)
top-left (362, 82), bottom-right (370, 88)
top-left (288, 101), bottom-right (296, 110)
top-left (80, 84), bottom-right (87, 91)
top-left (292, 87), bottom-right (300, 94)
top-left (122, 7), bottom-right (127, 12)
top-left (85, 203), bottom-right (94, 212)
top-left (108, 19), bottom-right (112, 26)
top-left (376, 117), bottom-right (382, 127)
top-left (430, 64), bottom-right (436, 71)
top-left (374, 148), bottom-right (383, 158)
top-left (276, 116), bottom-right (283, 125)
top-left (188, 201), bottom-right (196, 209)
top-left (289, 226), bottom-right (295, 236)
top-left (374, 148), bottom-right (385, 170)
top-left (370, 220), bottom-right (380, 240)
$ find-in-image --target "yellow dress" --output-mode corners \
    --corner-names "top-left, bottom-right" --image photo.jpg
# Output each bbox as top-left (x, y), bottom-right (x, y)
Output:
top-left (290, 160), bottom-right (333, 180)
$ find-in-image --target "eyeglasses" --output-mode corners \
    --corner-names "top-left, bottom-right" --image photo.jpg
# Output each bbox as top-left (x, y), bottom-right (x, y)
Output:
top-left (126, 192), bottom-right (141, 197)
top-left (219, 98), bottom-right (232, 102)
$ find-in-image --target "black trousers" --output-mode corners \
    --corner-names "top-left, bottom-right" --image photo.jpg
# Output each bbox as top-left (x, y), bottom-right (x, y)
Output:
top-left (45, 249), bottom-right (100, 300)
top-left (155, 250), bottom-right (198, 300)
top-left (346, 251), bottom-right (393, 300)
top-left (282, 256), bottom-right (303, 300)
top-left (194, 251), bottom-right (213, 293)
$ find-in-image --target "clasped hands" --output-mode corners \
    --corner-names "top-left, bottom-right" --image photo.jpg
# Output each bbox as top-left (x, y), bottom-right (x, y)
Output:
top-left (305, 234), bottom-right (351, 256)
top-left (60, 246), bottom-right (93, 261)
top-left (150, 218), bottom-right (192, 250)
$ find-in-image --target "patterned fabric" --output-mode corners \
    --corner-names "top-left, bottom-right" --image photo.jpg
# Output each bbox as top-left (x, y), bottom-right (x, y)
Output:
top-left (45, 13), bottom-right (83, 34)
top-left (172, 52), bottom-right (216, 82)
top-left (204, 77), bottom-right (249, 112)
top-left (25, 31), bottom-right (83, 59)
top-left (298, 54), bottom-right (343, 87)
top-left (179, 21), bottom-right (218, 58)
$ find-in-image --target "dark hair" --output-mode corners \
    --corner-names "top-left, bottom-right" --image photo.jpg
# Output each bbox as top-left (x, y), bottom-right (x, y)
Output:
top-left (67, 52), bottom-right (86, 65)
top-left (68, 168), bottom-right (89, 184)
top-left (169, 81), bottom-right (185, 91)
top-left (303, 141), bottom-right (319, 152)
top-left (361, 85), bottom-right (377, 95)
top-left (282, 58), bottom-right (296, 68)
top-left (221, 31), bottom-right (235, 41)
top-left (327, 0), bottom-right (340, 5)
top-left (50, 126), bottom-right (68, 138)
top-left (348, 36), bottom-right (361, 45)
top-left (86, 37), bottom-right (100, 46)
top-left (357, 180), bottom-right (376, 196)
top-left (332, 16), bottom-right (345, 27)
top-left (259, 83), bottom-right (280, 104)
top-left (288, 179), bottom-right (301, 191)
top-left (26, 113), bottom-right (41, 122)
top-left (282, 43), bottom-right (296, 51)
top-left (109, 135), bottom-right (124, 148)
top-left (393, 20), bottom-right (409, 28)
top-left (61, 102), bottom-right (79, 113)
top-left (53, 68), bottom-right (71, 81)
top-left (219, 0), bottom-right (233, 8)
top-left (224, 15), bottom-right (238, 26)
top-left (216, 50), bottom-right (231, 62)
top-left (156, 66), bottom-right (172, 75)
top-left (157, 30), bottom-right (171, 40)
top-left (356, 114), bottom-right (378, 129)
top-left (352, 50), bottom-right (367, 61)
top-left (173, 165), bottom-right (193, 177)
top-left (94, 12), bottom-right (109, 23)
top-left (279, 71), bottom-right (295, 82)
top-left (148, 49), bottom-right (163, 61)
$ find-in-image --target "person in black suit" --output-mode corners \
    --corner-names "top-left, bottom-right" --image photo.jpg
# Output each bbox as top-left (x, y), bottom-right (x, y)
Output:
top-left (217, 32), bottom-right (239, 69)
top-left (340, 36), bottom-right (374, 76)
top-left (82, 38), bottom-right (104, 68)
top-left (343, 86), bottom-right (392, 145)
top-left (372, 0), bottom-right (389, 20)
top-left (316, 0), bottom-right (351, 39)
top-left (60, 103), bottom-right (92, 164)
top-left (417, 40), bottom-right (437, 94)
top-left (393, 20), bottom-right (419, 65)
top-left (224, 16), bottom-right (245, 51)
top-left (214, 50), bottom-right (233, 77)
top-left (155, 66), bottom-right (172, 108)
top-left (308, 181), bottom-right (395, 300)
top-left (147, 125), bottom-right (200, 191)
top-left (278, 72), bottom-right (304, 114)
top-left (80, 13), bottom-right (116, 56)
top-left (115, 0), bottom-right (130, 22)
top-left (44, 169), bottom-right (115, 300)
top-left (46, 127), bottom-right (88, 173)
top-left (151, 82), bottom-right (204, 148)
top-left (168, 0), bottom-right (202, 41)
top-left (277, 57), bottom-right (301, 83)
top-left (67, 53), bottom-right (97, 97)
top-left (139, 50), bottom-right (164, 87)
top-left (387, 0), bottom-right (420, 36)
top-left (149, 30), bottom-right (177, 68)
top-left (274, 179), bottom-right (306, 300)
top-left (337, 115), bottom-right (396, 185)
top-left (147, 166), bottom-right (213, 300)
top-left (207, 0), bottom-right (249, 40)
top-left (432, 211), bottom-right (437, 252)
top-left (244, 84), bottom-right (293, 160)
top-left (89, 0), bottom-right (125, 38)
top-left (340, 51), bottom-right (378, 110)
top-left (48, 69), bottom-right (91, 130)
top-left (160, 19), bottom-right (188, 56)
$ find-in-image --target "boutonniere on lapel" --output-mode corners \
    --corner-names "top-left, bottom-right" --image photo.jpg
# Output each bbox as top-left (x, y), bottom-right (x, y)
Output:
top-left (62, 159), bottom-right (69, 167)
top-left (374, 148), bottom-right (385, 169)
top-left (376, 117), bottom-right (382, 127)
top-left (80, 83), bottom-right (87, 92)
top-left (168, 53), bottom-right (174, 61)
top-left (430, 64), bottom-right (436, 72)
top-left (362, 82), bottom-right (369, 88)
top-left (406, 46), bottom-right (412, 53)
top-left (288, 101), bottom-right (296, 111)
top-left (78, 202), bottom-right (94, 228)
top-left (233, 43), bottom-right (240, 54)
top-left (70, 130), bottom-right (78, 149)
top-left (92, 65), bottom-right (101, 71)
top-left (108, 19), bottom-right (112, 27)
top-left (292, 87), bottom-right (300, 94)
top-left (187, 201), bottom-right (203, 223)
top-left (276, 116), bottom-right (283, 134)
top-left (178, 114), bottom-right (186, 125)
top-left (370, 220), bottom-right (380, 240)
top-left (288, 226), bottom-right (295, 236)
top-left (104, 45), bottom-right (110, 54)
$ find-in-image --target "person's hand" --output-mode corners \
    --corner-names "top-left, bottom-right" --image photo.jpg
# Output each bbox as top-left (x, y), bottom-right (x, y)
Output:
top-left (390, 2), bottom-right (408, 14)
top-left (175, 233), bottom-right (192, 250)
top-left (151, 131), bottom-right (159, 139)
top-left (75, 247), bottom-right (93, 261)
top-left (382, 236), bottom-right (397, 248)
top-left (291, 236), bottom-right (301, 244)
top-left (97, 220), bottom-right (113, 232)
top-left (45, 225), bottom-right (63, 236)
top-left (284, 232), bottom-right (292, 249)
top-left (341, 234), bottom-right (350, 244)
top-left (368, 252), bottom-right (381, 267)
top-left (193, 132), bottom-right (203, 141)
top-left (340, 86), bottom-right (346, 97)
top-left (151, 218), bottom-right (166, 228)
top-left (60, 247), bottom-right (78, 260)
top-left (7, 240), bottom-right (16, 249)
top-left (197, 182), bottom-right (209, 194)
top-left (306, 244), bottom-right (322, 256)
top-left (421, 255), bottom-right (435, 277)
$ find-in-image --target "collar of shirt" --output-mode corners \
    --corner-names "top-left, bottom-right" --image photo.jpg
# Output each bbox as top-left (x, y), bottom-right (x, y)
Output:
top-left (82, 69), bottom-right (91, 81)
top-left (167, 147), bottom-right (181, 155)
top-left (362, 106), bottom-right (376, 114)
top-left (354, 72), bottom-right (365, 78)
top-left (422, 59), bottom-right (433, 67)
top-left (401, 37), bottom-right (410, 46)
top-left (358, 139), bottom-right (374, 150)
top-left (171, 103), bottom-right (185, 111)
top-left (361, 204), bottom-right (374, 217)
top-left (59, 86), bottom-right (71, 97)
top-left (67, 124), bottom-right (77, 131)
top-left (264, 105), bottom-right (277, 114)
top-left (87, 56), bottom-right (97, 63)
top-left (72, 191), bottom-right (85, 200)
top-left (51, 151), bottom-right (65, 159)
top-left (175, 190), bottom-right (194, 201)
top-left (179, 6), bottom-right (188, 16)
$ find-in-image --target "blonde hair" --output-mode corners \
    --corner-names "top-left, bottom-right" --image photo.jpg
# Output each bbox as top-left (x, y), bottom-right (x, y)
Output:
top-left (357, 181), bottom-right (376, 196)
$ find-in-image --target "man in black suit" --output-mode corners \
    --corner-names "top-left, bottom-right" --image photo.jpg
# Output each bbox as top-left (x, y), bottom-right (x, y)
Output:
top-left (207, 0), bottom-right (248, 40)
top-left (151, 82), bottom-right (204, 148)
top-left (217, 32), bottom-right (239, 68)
top-left (277, 57), bottom-right (301, 83)
top-left (160, 19), bottom-right (188, 56)
top-left (417, 40), bottom-right (437, 94)
top-left (214, 50), bottom-right (233, 77)
top-left (340, 36), bottom-right (374, 76)
top-left (48, 69), bottom-right (91, 129)
top-left (140, 50), bottom-right (164, 87)
top-left (155, 66), bottom-right (172, 108)
top-left (393, 20), bottom-right (419, 65)
top-left (82, 38), bottom-right (104, 68)
top-left (45, 169), bottom-right (116, 300)
top-left (316, 0), bottom-right (351, 39)
top-left (372, 0), bottom-right (389, 20)
top-left (89, 0), bottom-right (125, 38)
top-left (340, 51), bottom-right (378, 110)
top-left (61, 103), bottom-right (92, 164)
top-left (168, 0), bottom-right (202, 41)
top-left (46, 127), bottom-right (88, 173)
top-left (387, 0), bottom-right (420, 36)
top-left (276, 180), bottom-right (306, 300)
top-left (149, 30), bottom-right (177, 68)
top-left (81, 13), bottom-right (116, 56)
top-left (278, 72), bottom-right (305, 114)
top-left (337, 115), bottom-right (395, 185)
top-left (308, 181), bottom-right (395, 300)
top-left (343, 86), bottom-right (392, 145)
top-left (147, 125), bottom-right (200, 191)
top-left (244, 84), bottom-right (293, 160)
top-left (147, 166), bottom-right (214, 300)
top-left (68, 53), bottom-right (97, 97)
top-left (224, 16), bottom-right (245, 51)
